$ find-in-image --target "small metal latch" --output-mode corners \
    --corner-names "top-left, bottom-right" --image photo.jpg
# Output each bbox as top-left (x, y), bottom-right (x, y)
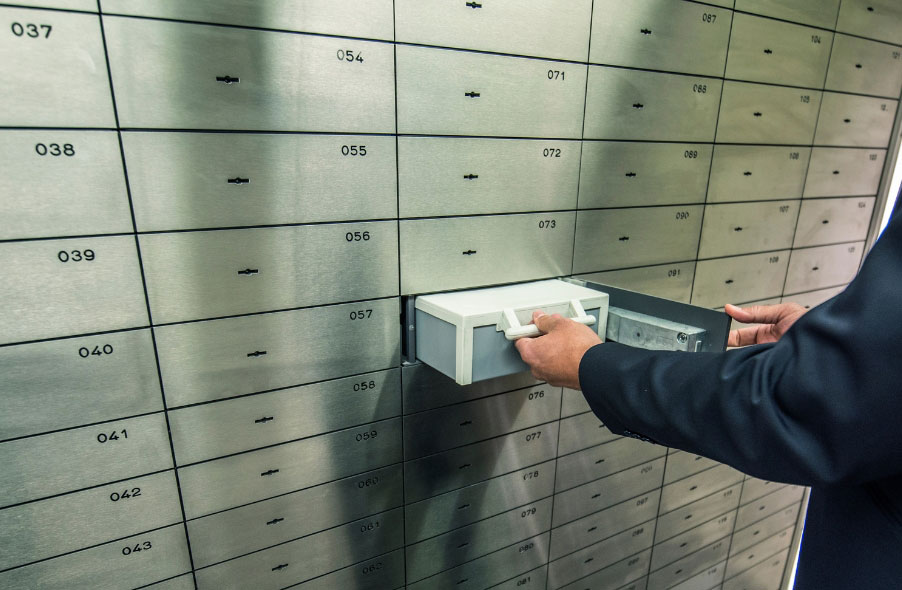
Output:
top-left (605, 307), bottom-right (705, 352)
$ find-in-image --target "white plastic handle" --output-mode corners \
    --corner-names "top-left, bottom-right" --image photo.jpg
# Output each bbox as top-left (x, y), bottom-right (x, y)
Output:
top-left (499, 299), bottom-right (596, 341)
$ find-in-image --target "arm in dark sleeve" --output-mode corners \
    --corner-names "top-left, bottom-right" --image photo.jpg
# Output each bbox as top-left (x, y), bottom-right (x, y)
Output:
top-left (579, 214), bottom-right (902, 487)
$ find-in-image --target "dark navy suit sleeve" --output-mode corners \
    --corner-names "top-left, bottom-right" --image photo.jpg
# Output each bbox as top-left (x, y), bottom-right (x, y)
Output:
top-left (579, 212), bottom-right (902, 487)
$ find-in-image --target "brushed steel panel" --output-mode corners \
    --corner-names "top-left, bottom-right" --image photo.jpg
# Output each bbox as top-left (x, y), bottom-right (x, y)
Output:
top-left (1, 413), bottom-right (172, 507)
top-left (575, 262), bottom-right (696, 304)
top-left (661, 464), bottom-right (744, 514)
top-left (666, 560), bottom-right (725, 590)
top-left (404, 385), bottom-right (560, 459)
top-left (558, 412), bottom-right (617, 456)
top-left (550, 489), bottom-right (661, 561)
top-left (708, 146), bottom-right (810, 203)
top-left (562, 387), bottom-right (591, 417)
top-left (717, 81), bottom-right (821, 144)
top-left (187, 464), bottom-right (402, 567)
top-left (406, 532), bottom-right (549, 590)
top-left (0, 130), bottom-right (129, 239)
top-left (783, 242), bottom-right (863, 294)
top-left (826, 34), bottom-right (902, 98)
top-left (723, 551), bottom-right (787, 590)
top-left (405, 460), bottom-right (556, 543)
top-left (406, 497), bottom-right (553, 582)
top-left (724, 527), bottom-right (793, 579)
top-left (100, 0), bottom-right (393, 40)
top-left (589, 0), bottom-right (730, 76)
top-left (145, 574), bottom-right (195, 590)
top-left (656, 483), bottom-right (741, 542)
top-left (398, 137), bottom-right (580, 217)
top-left (734, 0), bottom-right (840, 28)
top-left (404, 422), bottom-right (559, 503)
top-left (735, 485), bottom-right (805, 530)
top-left (104, 17), bottom-right (394, 132)
top-left (123, 133), bottom-right (397, 231)
top-left (836, 0), bottom-right (902, 45)
top-left (0, 329), bottom-right (161, 441)
top-left (698, 200), bottom-right (800, 259)
top-left (804, 147), bottom-right (885, 197)
top-left (178, 418), bottom-right (401, 518)
top-left (13, 0), bottom-right (97, 9)
top-left (171, 369), bottom-right (400, 465)
top-left (584, 68), bottom-right (721, 141)
top-left (691, 250), bottom-right (790, 309)
top-left (402, 363), bottom-right (542, 415)
top-left (0, 7), bottom-right (113, 127)
top-left (814, 93), bottom-right (897, 147)
top-left (400, 213), bottom-right (575, 295)
top-left (555, 437), bottom-right (668, 493)
top-left (0, 236), bottom-right (147, 345)
top-left (290, 549), bottom-right (405, 590)
top-left (557, 551), bottom-right (651, 590)
top-left (651, 511), bottom-right (736, 571)
top-left (794, 196), bottom-right (874, 247)
top-left (740, 478), bottom-right (784, 505)
top-left (578, 142), bottom-right (711, 209)
top-left (784, 285), bottom-right (845, 309)
top-left (395, 0), bottom-right (591, 61)
top-left (548, 521), bottom-right (655, 589)
top-left (664, 451), bottom-right (720, 485)
top-left (573, 206), bottom-right (703, 273)
top-left (553, 458), bottom-right (666, 527)
top-left (0, 471), bottom-right (182, 570)
top-left (726, 13), bottom-right (832, 87)
top-left (397, 45), bottom-right (586, 137)
top-left (0, 524), bottom-right (190, 590)
top-left (488, 565), bottom-right (547, 590)
top-left (194, 509), bottom-right (404, 590)
top-left (730, 503), bottom-right (800, 556)
top-left (647, 537), bottom-right (729, 590)
top-left (154, 297), bottom-right (399, 407)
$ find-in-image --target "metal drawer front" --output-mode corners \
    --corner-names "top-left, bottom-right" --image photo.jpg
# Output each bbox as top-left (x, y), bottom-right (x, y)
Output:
top-left (717, 82), bottom-right (821, 144)
top-left (399, 137), bottom-right (579, 217)
top-left (0, 236), bottom-right (147, 345)
top-left (740, 479), bottom-right (783, 505)
top-left (726, 13), bottom-right (832, 87)
top-left (826, 35), bottom-right (902, 98)
top-left (406, 497), bottom-right (553, 582)
top-left (400, 213), bottom-right (575, 294)
top-left (553, 458), bottom-right (666, 527)
top-left (290, 549), bottom-right (405, 590)
top-left (0, 471), bottom-right (182, 570)
top-left (0, 130), bottom-right (129, 239)
top-left (723, 550), bottom-right (787, 590)
top-left (698, 200), bottom-right (800, 259)
top-left (784, 242), bottom-right (864, 294)
top-left (656, 483), bottom-right (742, 542)
top-left (786, 286), bottom-right (845, 309)
top-left (664, 451), bottom-right (720, 485)
top-left (804, 148), bottom-right (885, 197)
top-left (736, 485), bottom-right (805, 530)
top-left (123, 133), bottom-right (397, 231)
top-left (405, 460), bottom-right (556, 544)
top-left (0, 524), bottom-right (190, 590)
top-left (661, 464), bottom-right (745, 514)
top-left (178, 418), bottom-right (401, 518)
top-left (573, 206), bottom-right (704, 273)
top-left (488, 566), bottom-right (547, 590)
top-left (194, 509), bottom-right (404, 590)
top-left (395, 0), bottom-right (591, 61)
top-left (814, 94), bottom-right (897, 147)
top-left (0, 329), bottom-right (161, 441)
top-left (691, 250), bottom-right (790, 309)
top-left (397, 46), bottom-right (586, 138)
top-left (730, 503), bottom-right (800, 556)
top-left (187, 464), bottom-right (402, 568)
top-left (724, 528), bottom-right (793, 580)
top-left (14, 0), bottom-right (97, 9)
top-left (548, 521), bottom-right (655, 589)
top-left (154, 297), bottom-right (399, 407)
top-left (171, 369), bottom-right (400, 465)
top-left (666, 560), bottom-right (725, 590)
top-left (647, 537), bottom-right (729, 590)
top-left (578, 142), bottom-right (711, 209)
top-left (651, 511), bottom-right (736, 571)
top-left (584, 68), bottom-right (721, 142)
top-left (793, 197), bottom-right (874, 248)
top-left (1, 413), bottom-right (172, 507)
top-left (557, 551), bottom-right (651, 590)
top-left (575, 262), bottom-right (696, 304)
top-left (402, 363), bottom-right (543, 414)
top-left (550, 489), bottom-right (661, 561)
top-left (404, 386), bottom-right (560, 459)
top-left (558, 412), bottom-right (617, 456)
top-left (555, 437), bottom-right (668, 493)
top-left (0, 7), bottom-right (113, 127)
top-left (104, 17), bottom-right (394, 132)
top-left (562, 387), bottom-right (592, 418)
top-left (836, 0), bottom-right (902, 45)
top-left (100, 0), bottom-right (394, 40)
top-left (589, 0), bottom-right (730, 76)
top-left (708, 146), bottom-right (810, 203)
top-left (734, 0), bottom-right (841, 28)
top-left (404, 422), bottom-right (559, 503)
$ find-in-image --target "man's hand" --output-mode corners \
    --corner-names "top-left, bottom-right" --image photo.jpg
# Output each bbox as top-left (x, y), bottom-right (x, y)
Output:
top-left (725, 302), bottom-right (807, 347)
top-left (514, 310), bottom-right (602, 390)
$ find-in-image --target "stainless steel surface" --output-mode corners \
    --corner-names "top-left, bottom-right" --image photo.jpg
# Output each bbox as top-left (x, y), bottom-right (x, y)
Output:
top-left (398, 137), bottom-right (580, 217)
top-left (651, 511), bottom-right (736, 571)
top-left (12, 0), bottom-right (98, 10)
top-left (784, 286), bottom-right (846, 309)
top-left (557, 412), bottom-right (617, 456)
top-left (655, 484), bottom-right (742, 542)
top-left (735, 485), bottom-right (805, 530)
top-left (730, 502), bottom-right (800, 556)
top-left (724, 551), bottom-right (788, 590)
top-left (605, 307), bottom-right (706, 352)
top-left (836, 0), bottom-right (902, 45)
top-left (561, 387), bottom-right (592, 418)
top-left (804, 147), bottom-right (886, 197)
top-left (647, 536), bottom-right (729, 590)
top-left (288, 549), bottom-right (405, 590)
top-left (395, 0), bottom-right (591, 61)
top-left (123, 133), bottom-right (398, 231)
top-left (584, 68), bottom-right (722, 141)
top-left (487, 565), bottom-right (548, 590)
top-left (717, 81), bottom-right (821, 144)
top-left (691, 250), bottom-right (791, 308)
top-left (664, 560), bottom-right (725, 590)
top-left (556, 550), bottom-right (651, 590)
top-left (578, 142), bottom-right (712, 209)
top-left (664, 451), bottom-right (720, 485)
top-left (724, 527), bottom-right (793, 579)
top-left (548, 521), bottom-right (655, 589)
top-left (826, 34), bottom-right (902, 98)
top-left (793, 196), bottom-right (875, 247)
top-left (734, 0), bottom-right (841, 29)
top-left (555, 437), bottom-right (668, 493)
top-left (660, 464), bottom-right (745, 514)
top-left (707, 146), bottom-right (811, 203)
top-left (0, 236), bottom-right (148, 345)
top-left (783, 241), bottom-right (864, 294)
top-left (698, 200), bottom-right (800, 258)
top-left (0, 130), bottom-right (130, 240)
top-left (400, 213), bottom-right (575, 294)
top-left (154, 297), bottom-right (400, 407)
top-left (402, 363), bottom-right (542, 414)
top-left (589, 0), bottom-right (731, 76)
top-left (814, 94), bottom-right (898, 147)
top-left (0, 329), bottom-right (161, 441)
top-left (740, 479), bottom-right (784, 505)
top-left (575, 262), bottom-right (696, 304)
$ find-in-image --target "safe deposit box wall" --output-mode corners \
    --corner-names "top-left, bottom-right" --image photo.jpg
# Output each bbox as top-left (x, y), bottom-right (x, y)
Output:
top-left (2, 1), bottom-right (901, 589)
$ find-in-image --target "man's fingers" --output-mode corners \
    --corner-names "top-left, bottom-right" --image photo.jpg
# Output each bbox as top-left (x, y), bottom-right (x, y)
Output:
top-left (533, 311), bottom-right (561, 334)
top-left (729, 326), bottom-right (766, 347)
top-left (514, 336), bottom-right (533, 359)
top-left (726, 303), bottom-right (786, 326)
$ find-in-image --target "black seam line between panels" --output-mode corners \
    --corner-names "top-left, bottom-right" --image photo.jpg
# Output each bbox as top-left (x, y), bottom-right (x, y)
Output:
top-left (695, 239), bottom-right (864, 263)
top-left (131, 571), bottom-right (195, 590)
top-left (561, 556), bottom-right (649, 590)
top-left (650, 530), bottom-right (736, 576)
top-left (279, 551), bottom-right (406, 590)
top-left (488, 565), bottom-right (547, 590)
top-left (0, 408), bottom-right (170, 445)
top-left (551, 458), bottom-right (667, 502)
top-left (721, 547), bottom-right (794, 584)
top-left (0, 3), bottom-right (97, 15)
top-left (545, 518), bottom-right (659, 567)
top-left (725, 525), bottom-right (797, 569)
